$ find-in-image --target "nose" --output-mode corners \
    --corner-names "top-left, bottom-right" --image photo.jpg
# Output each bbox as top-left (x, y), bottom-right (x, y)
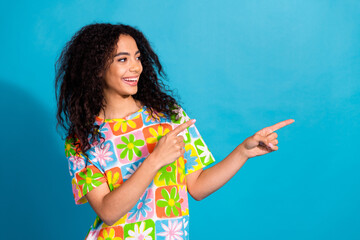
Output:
top-left (129, 60), bottom-right (142, 73)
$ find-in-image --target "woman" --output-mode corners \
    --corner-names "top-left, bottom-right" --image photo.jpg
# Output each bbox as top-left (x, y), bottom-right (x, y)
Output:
top-left (56, 23), bottom-right (294, 239)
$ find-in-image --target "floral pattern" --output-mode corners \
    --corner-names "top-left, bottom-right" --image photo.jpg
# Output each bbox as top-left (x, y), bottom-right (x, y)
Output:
top-left (183, 145), bottom-right (200, 174)
top-left (194, 138), bottom-right (214, 165)
top-left (155, 162), bottom-right (177, 186)
top-left (69, 154), bottom-right (85, 171)
top-left (65, 137), bottom-right (77, 157)
top-left (182, 216), bottom-right (189, 240)
top-left (156, 187), bottom-right (182, 217)
top-left (146, 125), bottom-right (170, 144)
top-left (113, 118), bottom-right (137, 132)
top-left (176, 157), bottom-right (186, 185)
top-left (90, 142), bottom-right (114, 167)
top-left (121, 160), bottom-right (144, 181)
top-left (66, 106), bottom-right (215, 239)
top-left (178, 186), bottom-right (188, 215)
top-left (106, 113), bottom-right (144, 136)
top-left (98, 227), bottom-right (123, 240)
top-left (156, 219), bottom-right (183, 240)
top-left (124, 220), bottom-right (155, 240)
top-left (116, 134), bottom-right (145, 161)
top-left (106, 167), bottom-right (122, 191)
top-left (143, 110), bottom-right (166, 124)
top-left (143, 123), bottom-right (173, 153)
top-left (127, 189), bottom-right (154, 223)
top-left (77, 166), bottom-right (105, 196)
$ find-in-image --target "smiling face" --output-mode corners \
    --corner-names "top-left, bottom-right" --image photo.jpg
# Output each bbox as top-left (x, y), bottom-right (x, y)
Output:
top-left (103, 34), bottom-right (143, 100)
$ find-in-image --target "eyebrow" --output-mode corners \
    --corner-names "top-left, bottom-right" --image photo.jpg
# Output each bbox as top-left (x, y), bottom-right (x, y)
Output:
top-left (114, 50), bottom-right (140, 57)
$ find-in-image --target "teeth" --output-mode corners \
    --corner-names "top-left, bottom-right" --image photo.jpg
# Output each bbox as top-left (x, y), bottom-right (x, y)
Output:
top-left (123, 78), bottom-right (138, 82)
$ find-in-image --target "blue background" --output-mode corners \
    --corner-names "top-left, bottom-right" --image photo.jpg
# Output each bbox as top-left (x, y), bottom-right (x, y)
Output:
top-left (1, 0), bottom-right (359, 239)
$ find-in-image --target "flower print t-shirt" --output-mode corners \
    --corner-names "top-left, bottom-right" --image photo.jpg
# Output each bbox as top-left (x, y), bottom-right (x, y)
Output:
top-left (66, 106), bottom-right (215, 240)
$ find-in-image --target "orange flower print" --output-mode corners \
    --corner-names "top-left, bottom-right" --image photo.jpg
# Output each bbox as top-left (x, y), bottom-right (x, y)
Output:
top-left (146, 125), bottom-right (170, 144)
top-left (114, 119), bottom-right (136, 132)
top-left (98, 227), bottom-right (123, 240)
top-left (76, 166), bottom-right (105, 196)
top-left (107, 115), bottom-right (143, 136)
top-left (143, 124), bottom-right (172, 153)
top-left (155, 186), bottom-right (182, 218)
top-left (105, 167), bottom-right (123, 191)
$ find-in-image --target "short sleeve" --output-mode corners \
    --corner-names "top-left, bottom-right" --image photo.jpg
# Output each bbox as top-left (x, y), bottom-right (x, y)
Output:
top-left (65, 137), bottom-right (107, 205)
top-left (171, 108), bottom-right (216, 175)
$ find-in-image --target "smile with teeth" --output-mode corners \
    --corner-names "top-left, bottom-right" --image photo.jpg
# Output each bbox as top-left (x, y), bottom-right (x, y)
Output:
top-left (123, 77), bottom-right (138, 82)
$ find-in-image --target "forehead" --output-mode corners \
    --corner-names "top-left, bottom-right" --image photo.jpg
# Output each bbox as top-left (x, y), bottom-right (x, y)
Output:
top-left (116, 34), bottom-right (139, 51)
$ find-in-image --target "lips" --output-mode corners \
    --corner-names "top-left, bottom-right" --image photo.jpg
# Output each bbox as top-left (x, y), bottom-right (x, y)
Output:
top-left (122, 76), bottom-right (139, 86)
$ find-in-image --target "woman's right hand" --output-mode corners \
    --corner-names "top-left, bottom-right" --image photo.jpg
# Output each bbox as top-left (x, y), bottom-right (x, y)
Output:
top-left (149, 119), bottom-right (196, 169)
top-left (85, 119), bottom-right (196, 225)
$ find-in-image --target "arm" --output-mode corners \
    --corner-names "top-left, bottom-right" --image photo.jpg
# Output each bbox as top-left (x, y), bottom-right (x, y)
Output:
top-left (187, 119), bottom-right (295, 201)
top-left (85, 155), bottom-right (158, 226)
top-left (85, 119), bottom-right (195, 226)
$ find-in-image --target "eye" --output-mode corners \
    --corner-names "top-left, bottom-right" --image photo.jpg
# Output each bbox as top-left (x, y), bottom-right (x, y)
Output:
top-left (136, 55), bottom-right (141, 61)
top-left (117, 58), bottom-right (126, 62)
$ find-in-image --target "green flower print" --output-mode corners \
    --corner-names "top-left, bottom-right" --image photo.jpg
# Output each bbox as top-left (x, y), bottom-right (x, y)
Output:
top-left (194, 138), bottom-right (215, 165)
top-left (170, 109), bottom-right (187, 124)
top-left (78, 168), bottom-right (103, 195)
top-left (170, 109), bottom-right (191, 143)
top-left (116, 134), bottom-right (144, 161)
top-left (156, 187), bottom-right (181, 216)
top-left (158, 162), bottom-right (176, 185)
top-left (65, 137), bottom-right (77, 157)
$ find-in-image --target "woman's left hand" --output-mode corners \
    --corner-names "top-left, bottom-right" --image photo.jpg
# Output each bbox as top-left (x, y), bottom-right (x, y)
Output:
top-left (239, 119), bottom-right (295, 159)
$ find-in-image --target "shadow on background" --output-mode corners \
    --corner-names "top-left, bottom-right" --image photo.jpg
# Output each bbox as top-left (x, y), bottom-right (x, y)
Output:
top-left (0, 80), bottom-right (95, 239)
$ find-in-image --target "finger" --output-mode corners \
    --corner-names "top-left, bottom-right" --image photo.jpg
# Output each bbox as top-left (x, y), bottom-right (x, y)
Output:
top-left (267, 132), bottom-right (278, 141)
top-left (176, 135), bottom-right (184, 143)
top-left (180, 148), bottom-right (185, 155)
top-left (267, 119), bottom-right (295, 133)
top-left (270, 144), bottom-right (279, 151)
top-left (169, 119), bottom-right (196, 136)
top-left (254, 134), bottom-right (269, 146)
top-left (269, 139), bottom-right (278, 146)
top-left (255, 134), bottom-right (277, 149)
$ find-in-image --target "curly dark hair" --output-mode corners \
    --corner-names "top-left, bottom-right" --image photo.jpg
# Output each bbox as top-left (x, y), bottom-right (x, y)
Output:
top-left (55, 23), bottom-right (179, 155)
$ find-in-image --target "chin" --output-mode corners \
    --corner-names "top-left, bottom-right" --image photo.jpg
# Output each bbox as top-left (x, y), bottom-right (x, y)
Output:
top-left (123, 87), bottom-right (138, 97)
top-left (129, 87), bottom-right (138, 95)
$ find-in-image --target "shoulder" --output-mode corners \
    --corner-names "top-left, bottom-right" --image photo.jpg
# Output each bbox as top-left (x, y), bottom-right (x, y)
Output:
top-left (140, 105), bottom-right (192, 127)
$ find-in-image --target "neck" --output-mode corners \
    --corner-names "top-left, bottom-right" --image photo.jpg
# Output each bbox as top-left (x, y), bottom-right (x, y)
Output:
top-left (99, 94), bottom-right (142, 119)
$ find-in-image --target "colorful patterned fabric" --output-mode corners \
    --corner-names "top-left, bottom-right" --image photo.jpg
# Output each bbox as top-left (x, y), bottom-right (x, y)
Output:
top-left (66, 106), bottom-right (215, 240)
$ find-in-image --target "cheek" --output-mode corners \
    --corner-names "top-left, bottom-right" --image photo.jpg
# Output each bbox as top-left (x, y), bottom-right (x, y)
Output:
top-left (139, 63), bottom-right (144, 74)
top-left (104, 69), bottom-right (121, 86)
top-left (110, 66), bottom-right (127, 79)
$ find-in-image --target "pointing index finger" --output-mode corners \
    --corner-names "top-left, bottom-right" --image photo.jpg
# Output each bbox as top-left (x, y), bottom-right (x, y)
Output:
top-left (268, 119), bottom-right (295, 133)
top-left (170, 119), bottom-right (196, 136)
